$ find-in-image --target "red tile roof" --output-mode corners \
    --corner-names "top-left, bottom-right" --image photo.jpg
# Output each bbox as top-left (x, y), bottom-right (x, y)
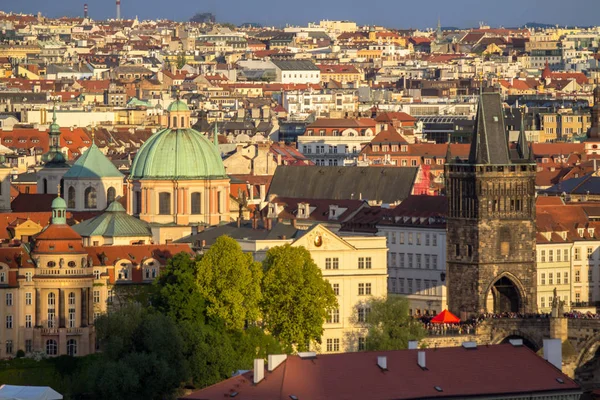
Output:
top-left (184, 344), bottom-right (579, 400)
top-left (33, 224), bottom-right (87, 254)
top-left (0, 127), bottom-right (92, 159)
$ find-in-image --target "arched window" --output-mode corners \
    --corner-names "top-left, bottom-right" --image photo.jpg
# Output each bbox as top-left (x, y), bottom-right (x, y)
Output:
top-left (84, 187), bottom-right (97, 209)
top-left (48, 292), bottom-right (56, 306)
top-left (172, 116), bottom-right (177, 128)
top-left (47, 261), bottom-right (56, 268)
top-left (191, 192), bottom-right (201, 214)
top-left (107, 187), bottom-right (116, 204)
top-left (181, 116), bottom-right (185, 127)
top-left (67, 186), bottom-right (75, 209)
top-left (68, 261), bottom-right (76, 267)
top-left (43, 178), bottom-right (48, 194)
top-left (66, 339), bottom-right (77, 356)
top-left (158, 192), bottom-right (171, 215)
top-left (46, 339), bottom-right (57, 355)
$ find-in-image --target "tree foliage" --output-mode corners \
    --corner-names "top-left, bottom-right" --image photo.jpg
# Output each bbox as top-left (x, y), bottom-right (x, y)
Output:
top-left (85, 305), bottom-right (189, 400)
top-left (152, 252), bottom-right (207, 323)
top-left (197, 236), bottom-right (262, 330)
top-left (261, 244), bottom-right (337, 351)
top-left (361, 296), bottom-right (426, 351)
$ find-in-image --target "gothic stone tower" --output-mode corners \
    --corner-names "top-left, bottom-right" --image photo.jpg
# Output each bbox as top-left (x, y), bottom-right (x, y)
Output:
top-left (445, 92), bottom-right (537, 317)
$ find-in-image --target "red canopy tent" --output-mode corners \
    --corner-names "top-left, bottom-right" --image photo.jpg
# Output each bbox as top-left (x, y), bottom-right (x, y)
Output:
top-left (430, 309), bottom-right (460, 324)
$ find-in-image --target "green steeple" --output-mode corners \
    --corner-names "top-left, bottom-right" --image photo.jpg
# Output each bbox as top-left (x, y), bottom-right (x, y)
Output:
top-left (42, 106), bottom-right (68, 166)
top-left (51, 194), bottom-right (67, 225)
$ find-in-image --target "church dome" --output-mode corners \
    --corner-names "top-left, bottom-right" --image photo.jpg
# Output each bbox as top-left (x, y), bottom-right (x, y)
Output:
top-left (166, 99), bottom-right (190, 112)
top-left (130, 127), bottom-right (226, 180)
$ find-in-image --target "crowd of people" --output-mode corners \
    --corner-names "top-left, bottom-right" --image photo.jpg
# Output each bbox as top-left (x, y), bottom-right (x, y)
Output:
top-left (417, 309), bottom-right (600, 336)
top-left (563, 310), bottom-right (600, 319)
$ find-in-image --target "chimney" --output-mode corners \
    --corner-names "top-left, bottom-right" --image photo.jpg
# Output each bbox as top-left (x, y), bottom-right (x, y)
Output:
top-left (377, 356), bottom-right (387, 370)
top-left (268, 354), bottom-right (287, 372)
top-left (253, 358), bottom-right (265, 384)
top-left (116, 0), bottom-right (121, 20)
top-left (418, 351), bottom-right (426, 369)
top-left (408, 340), bottom-right (418, 350)
top-left (543, 338), bottom-right (562, 371)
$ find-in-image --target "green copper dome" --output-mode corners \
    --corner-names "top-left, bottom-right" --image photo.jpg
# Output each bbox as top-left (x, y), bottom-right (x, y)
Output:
top-left (73, 201), bottom-right (152, 238)
top-left (130, 127), bottom-right (226, 180)
top-left (166, 100), bottom-right (190, 112)
top-left (63, 143), bottom-right (124, 179)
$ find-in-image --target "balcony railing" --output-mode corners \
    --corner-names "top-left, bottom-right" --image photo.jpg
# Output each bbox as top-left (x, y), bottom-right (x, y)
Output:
top-left (36, 269), bottom-right (88, 276)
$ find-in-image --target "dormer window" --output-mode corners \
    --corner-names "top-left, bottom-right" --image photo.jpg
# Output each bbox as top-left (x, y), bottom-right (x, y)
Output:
top-left (373, 145), bottom-right (380, 152)
top-left (588, 228), bottom-right (595, 237)
top-left (401, 145), bottom-right (408, 152)
top-left (578, 228), bottom-right (584, 237)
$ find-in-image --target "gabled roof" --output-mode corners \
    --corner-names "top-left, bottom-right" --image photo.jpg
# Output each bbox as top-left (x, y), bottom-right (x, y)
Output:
top-left (63, 143), bottom-right (124, 179)
top-left (183, 344), bottom-right (580, 400)
top-left (268, 166), bottom-right (418, 204)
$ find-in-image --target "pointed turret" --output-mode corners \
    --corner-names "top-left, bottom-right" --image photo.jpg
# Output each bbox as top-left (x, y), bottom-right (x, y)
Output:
top-left (445, 143), bottom-right (453, 164)
top-left (468, 92), bottom-right (511, 165)
top-left (516, 109), bottom-right (530, 160)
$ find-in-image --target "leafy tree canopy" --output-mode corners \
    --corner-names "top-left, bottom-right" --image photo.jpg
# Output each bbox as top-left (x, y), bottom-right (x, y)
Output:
top-left (261, 244), bottom-right (337, 351)
top-left (362, 296), bottom-right (426, 351)
top-left (197, 236), bottom-right (262, 330)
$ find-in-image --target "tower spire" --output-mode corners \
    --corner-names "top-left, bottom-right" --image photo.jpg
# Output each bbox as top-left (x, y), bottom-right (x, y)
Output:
top-left (517, 107), bottom-right (530, 160)
top-left (214, 121), bottom-right (219, 148)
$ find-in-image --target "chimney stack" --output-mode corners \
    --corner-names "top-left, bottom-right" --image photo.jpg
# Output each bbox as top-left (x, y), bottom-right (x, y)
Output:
top-left (84, 3), bottom-right (88, 18)
top-left (268, 354), bottom-right (287, 372)
top-left (418, 351), bottom-right (426, 369)
top-left (253, 358), bottom-right (265, 384)
top-left (116, 0), bottom-right (121, 20)
top-left (543, 338), bottom-right (563, 371)
top-left (377, 356), bottom-right (387, 370)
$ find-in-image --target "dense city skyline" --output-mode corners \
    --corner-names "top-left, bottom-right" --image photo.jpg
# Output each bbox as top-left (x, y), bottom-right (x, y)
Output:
top-left (2, 0), bottom-right (599, 28)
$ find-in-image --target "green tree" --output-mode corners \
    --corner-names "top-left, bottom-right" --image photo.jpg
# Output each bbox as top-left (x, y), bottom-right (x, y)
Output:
top-left (85, 305), bottom-right (189, 400)
top-left (176, 54), bottom-right (186, 70)
top-left (361, 296), bottom-right (426, 351)
top-left (197, 236), bottom-right (262, 330)
top-left (152, 252), bottom-right (207, 322)
top-left (261, 244), bottom-right (337, 351)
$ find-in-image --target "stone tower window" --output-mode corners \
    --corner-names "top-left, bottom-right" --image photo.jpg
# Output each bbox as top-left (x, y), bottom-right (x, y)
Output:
top-left (499, 228), bottom-right (511, 256)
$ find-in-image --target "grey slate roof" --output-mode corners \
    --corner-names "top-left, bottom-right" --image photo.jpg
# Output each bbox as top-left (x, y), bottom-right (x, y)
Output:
top-left (176, 221), bottom-right (301, 246)
top-left (540, 173), bottom-right (600, 196)
top-left (271, 60), bottom-right (319, 71)
top-left (268, 166), bottom-right (418, 204)
top-left (468, 92), bottom-right (512, 165)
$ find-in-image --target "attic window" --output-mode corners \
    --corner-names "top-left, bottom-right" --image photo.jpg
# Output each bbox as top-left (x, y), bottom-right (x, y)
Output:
top-left (556, 378), bottom-right (564, 384)
top-left (434, 386), bottom-right (443, 392)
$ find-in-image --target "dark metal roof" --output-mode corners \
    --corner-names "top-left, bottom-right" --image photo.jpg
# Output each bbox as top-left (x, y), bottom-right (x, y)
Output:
top-left (468, 92), bottom-right (512, 164)
top-left (268, 166), bottom-right (418, 204)
top-left (176, 221), bottom-right (301, 245)
top-left (271, 60), bottom-right (319, 71)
